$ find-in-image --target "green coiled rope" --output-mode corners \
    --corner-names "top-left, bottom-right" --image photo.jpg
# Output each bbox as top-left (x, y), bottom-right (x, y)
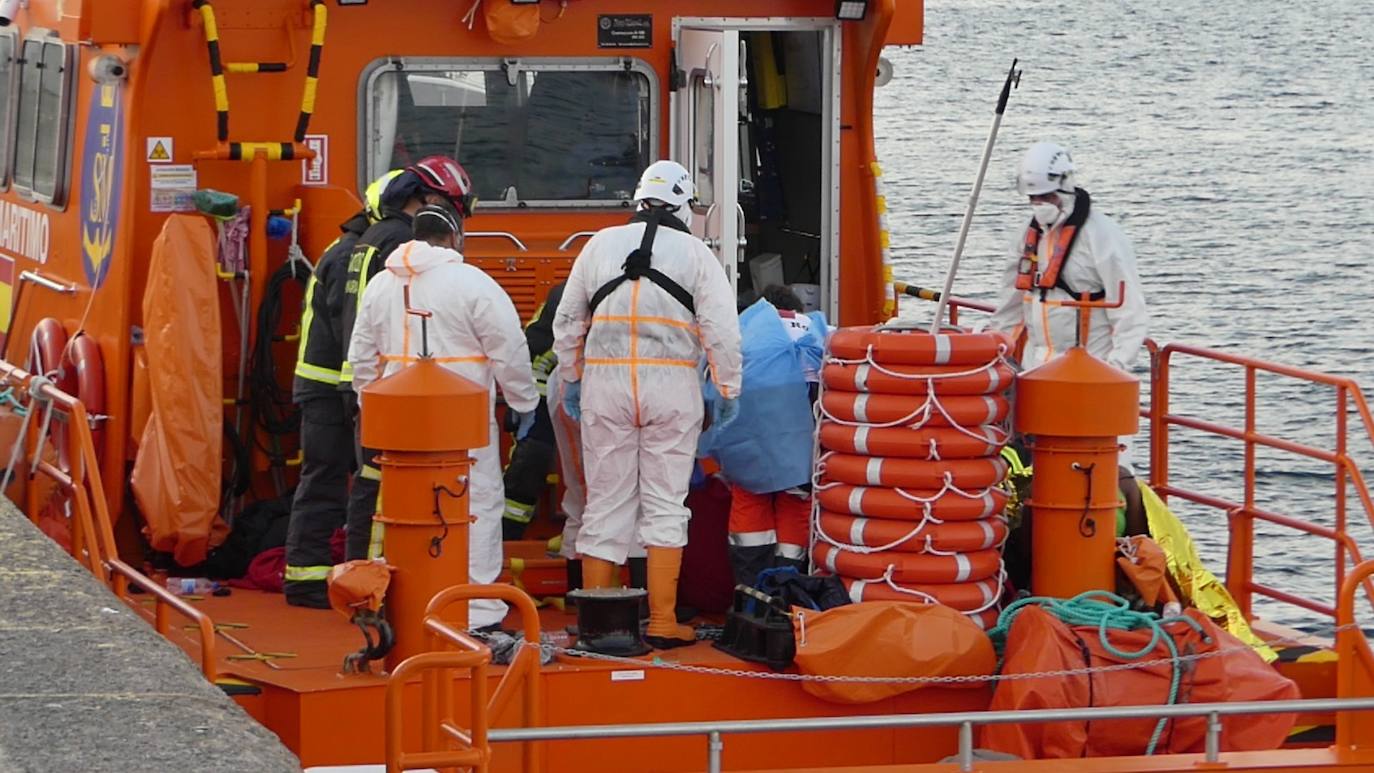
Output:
top-left (987, 591), bottom-right (1212, 755)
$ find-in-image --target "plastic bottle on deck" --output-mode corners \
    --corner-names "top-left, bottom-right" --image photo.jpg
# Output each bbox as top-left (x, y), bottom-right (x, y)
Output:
top-left (165, 577), bottom-right (218, 596)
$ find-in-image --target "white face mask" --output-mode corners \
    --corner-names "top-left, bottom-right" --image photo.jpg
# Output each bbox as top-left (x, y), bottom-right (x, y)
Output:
top-left (1031, 201), bottom-right (1062, 227)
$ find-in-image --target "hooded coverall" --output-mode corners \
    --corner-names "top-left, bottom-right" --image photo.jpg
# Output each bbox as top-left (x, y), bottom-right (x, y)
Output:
top-left (987, 194), bottom-right (1149, 469)
top-left (348, 239), bottom-right (540, 629)
top-left (552, 217), bottom-right (742, 564)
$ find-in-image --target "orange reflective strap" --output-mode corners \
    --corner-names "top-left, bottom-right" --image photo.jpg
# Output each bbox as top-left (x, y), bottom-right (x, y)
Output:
top-left (583, 357), bottom-right (698, 368)
top-left (592, 314), bottom-right (696, 330)
top-left (379, 354), bottom-right (488, 365)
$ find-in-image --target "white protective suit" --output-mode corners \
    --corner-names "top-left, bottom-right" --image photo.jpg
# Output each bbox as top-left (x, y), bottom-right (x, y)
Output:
top-left (988, 202), bottom-right (1149, 372)
top-left (987, 198), bottom-right (1149, 469)
top-left (552, 218), bottom-right (742, 564)
top-left (349, 239), bottom-right (540, 628)
top-left (547, 370), bottom-right (645, 561)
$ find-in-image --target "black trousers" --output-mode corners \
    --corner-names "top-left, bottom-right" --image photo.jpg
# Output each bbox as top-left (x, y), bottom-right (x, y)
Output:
top-left (284, 395), bottom-right (354, 596)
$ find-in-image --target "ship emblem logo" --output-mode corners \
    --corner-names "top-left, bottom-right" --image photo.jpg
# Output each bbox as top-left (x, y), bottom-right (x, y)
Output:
top-left (80, 84), bottom-right (124, 289)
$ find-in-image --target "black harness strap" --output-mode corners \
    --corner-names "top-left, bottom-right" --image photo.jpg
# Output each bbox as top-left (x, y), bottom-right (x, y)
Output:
top-left (589, 209), bottom-right (696, 316)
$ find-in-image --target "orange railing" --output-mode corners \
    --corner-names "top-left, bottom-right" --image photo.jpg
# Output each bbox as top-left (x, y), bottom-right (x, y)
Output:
top-left (0, 360), bottom-right (219, 678)
top-left (1337, 560), bottom-right (1374, 743)
top-left (1149, 344), bottom-right (1374, 620)
top-left (385, 583), bottom-right (544, 773)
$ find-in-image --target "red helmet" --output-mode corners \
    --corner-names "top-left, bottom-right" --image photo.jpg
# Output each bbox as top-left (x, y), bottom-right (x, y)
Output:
top-left (409, 155), bottom-right (476, 218)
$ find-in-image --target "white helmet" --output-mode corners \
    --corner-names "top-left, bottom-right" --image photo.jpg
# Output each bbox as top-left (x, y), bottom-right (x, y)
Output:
top-left (634, 160), bottom-right (695, 208)
top-left (1017, 142), bottom-right (1076, 196)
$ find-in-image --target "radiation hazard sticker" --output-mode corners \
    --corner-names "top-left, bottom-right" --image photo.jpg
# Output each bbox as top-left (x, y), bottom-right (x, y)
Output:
top-left (146, 136), bottom-right (173, 163)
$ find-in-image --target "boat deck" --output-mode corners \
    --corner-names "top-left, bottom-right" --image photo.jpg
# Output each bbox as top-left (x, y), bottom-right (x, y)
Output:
top-left (151, 586), bottom-right (994, 770)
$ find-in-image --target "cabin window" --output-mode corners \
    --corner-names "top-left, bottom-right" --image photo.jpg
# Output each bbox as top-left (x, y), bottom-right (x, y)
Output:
top-left (12, 33), bottom-right (72, 204)
top-left (362, 58), bottom-right (658, 208)
top-left (0, 30), bottom-right (16, 188)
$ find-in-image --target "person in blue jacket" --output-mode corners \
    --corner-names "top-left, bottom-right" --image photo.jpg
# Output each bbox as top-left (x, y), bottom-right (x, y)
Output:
top-left (701, 285), bottom-right (828, 587)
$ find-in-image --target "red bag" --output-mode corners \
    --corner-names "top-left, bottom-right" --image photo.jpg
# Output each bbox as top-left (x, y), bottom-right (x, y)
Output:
top-left (983, 606), bottom-right (1298, 758)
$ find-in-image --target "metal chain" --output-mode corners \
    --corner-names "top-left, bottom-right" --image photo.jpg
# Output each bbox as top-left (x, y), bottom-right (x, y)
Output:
top-left (506, 623), bottom-right (1361, 686)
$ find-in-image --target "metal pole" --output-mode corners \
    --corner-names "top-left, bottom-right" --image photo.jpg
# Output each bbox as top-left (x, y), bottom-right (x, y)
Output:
top-left (957, 721), bottom-right (973, 772)
top-left (1204, 711), bottom-right (1221, 762)
top-left (707, 731), bottom-right (723, 773)
top-left (929, 59), bottom-right (1020, 334)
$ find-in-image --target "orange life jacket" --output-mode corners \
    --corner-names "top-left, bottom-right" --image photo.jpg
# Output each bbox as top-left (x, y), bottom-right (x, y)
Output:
top-left (1014, 188), bottom-right (1102, 300)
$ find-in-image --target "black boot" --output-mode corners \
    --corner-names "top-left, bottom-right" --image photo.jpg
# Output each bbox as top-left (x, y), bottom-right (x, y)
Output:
top-left (727, 544), bottom-right (776, 589)
top-left (565, 558), bottom-right (583, 609)
top-left (628, 556), bottom-right (648, 620)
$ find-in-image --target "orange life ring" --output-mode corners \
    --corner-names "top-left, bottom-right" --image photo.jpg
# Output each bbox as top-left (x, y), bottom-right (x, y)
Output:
top-left (64, 334), bottom-right (106, 467)
top-left (816, 483), bottom-right (1007, 522)
top-left (813, 542), bottom-right (1002, 584)
top-left (828, 327), bottom-right (1011, 367)
top-left (28, 318), bottom-right (76, 395)
top-left (820, 453), bottom-right (1008, 489)
top-left (816, 510), bottom-right (1008, 553)
top-left (819, 421), bottom-right (1004, 459)
top-left (840, 575), bottom-right (1003, 614)
top-left (821, 360), bottom-right (1015, 396)
top-left (820, 390), bottom-right (1010, 427)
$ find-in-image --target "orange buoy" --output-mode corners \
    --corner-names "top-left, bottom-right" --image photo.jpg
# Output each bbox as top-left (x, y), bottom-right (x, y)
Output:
top-left (819, 453), bottom-right (1008, 489)
top-left (65, 334), bottom-right (106, 466)
top-left (828, 327), bottom-right (1011, 366)
top-left (840, 575), bottom-right (1003, 614)
top-left (819, 421), bottom-right (1004, 459)
top-left (816, 483), bottom-right (1008, 521)
top-left (818, 326), bottom-right (1013, 624)
top-left (820, 391), bottom-right (1010, 427)
top-left (815, 511), bottom-right (1008, 553)
top-left (813, 543), bottom-right (1002, 584)
top-left (822, 361), bottom-right (1015, 396)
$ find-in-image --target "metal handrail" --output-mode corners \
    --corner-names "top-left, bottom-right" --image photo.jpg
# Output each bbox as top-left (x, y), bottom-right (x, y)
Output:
top-left (0, 359), bottom-right (220, 679)
top-left (466, 231), bottom-right (529, 251)
top-left (557, 231), bottom-right (597, 251)
top-left (1150, 343), bottom-right (1374, 620)
top-left (489, 697), bottom-right (1374, 773)
top-left (386, 583), bottom-right (544, 773)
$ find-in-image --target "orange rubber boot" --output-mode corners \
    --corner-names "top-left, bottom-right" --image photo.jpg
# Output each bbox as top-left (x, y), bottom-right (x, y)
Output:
top-left (644, 546), bottom-right (695, 649)
top-left (582, 557), bottom-right (616, 590)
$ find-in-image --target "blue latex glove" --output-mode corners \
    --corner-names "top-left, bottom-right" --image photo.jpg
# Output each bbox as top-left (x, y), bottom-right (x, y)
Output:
top-left (713, 397), bottom-right (740, 428)
top-left (562, 380), bottom-right (582, 422)
top-left (514, 410), bottom-right (536, 441)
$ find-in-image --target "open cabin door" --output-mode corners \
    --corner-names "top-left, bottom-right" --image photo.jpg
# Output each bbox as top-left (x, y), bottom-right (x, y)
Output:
top-left (673, 27), bottom-right (744, 295)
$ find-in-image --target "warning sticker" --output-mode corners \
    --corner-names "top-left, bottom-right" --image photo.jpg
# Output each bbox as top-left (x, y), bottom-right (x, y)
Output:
top-left (301, 134), bottom-right (328, 186)
top-left (146, 136), bottom-right (173, 163)
top-left (150, 164), bottom-right (198, 213)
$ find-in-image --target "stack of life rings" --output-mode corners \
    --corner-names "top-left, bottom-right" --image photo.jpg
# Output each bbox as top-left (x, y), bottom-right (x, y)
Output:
top-left (811, 325), bottom-right (1015, 630)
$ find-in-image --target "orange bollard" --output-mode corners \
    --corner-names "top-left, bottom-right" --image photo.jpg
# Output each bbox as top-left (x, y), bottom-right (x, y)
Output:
top-left (1014, 289), bottom-right (1140, 598)
top-left (360, 356), bottom-right (489, 669)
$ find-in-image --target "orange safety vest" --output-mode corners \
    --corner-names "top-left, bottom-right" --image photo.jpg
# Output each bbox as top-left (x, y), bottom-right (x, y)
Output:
top-left (1014, 188), bottom-right (1101, 300)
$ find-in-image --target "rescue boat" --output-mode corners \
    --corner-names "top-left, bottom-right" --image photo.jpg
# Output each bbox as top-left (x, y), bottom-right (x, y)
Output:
top-left (0, 1), bottom-right (1371, 771)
